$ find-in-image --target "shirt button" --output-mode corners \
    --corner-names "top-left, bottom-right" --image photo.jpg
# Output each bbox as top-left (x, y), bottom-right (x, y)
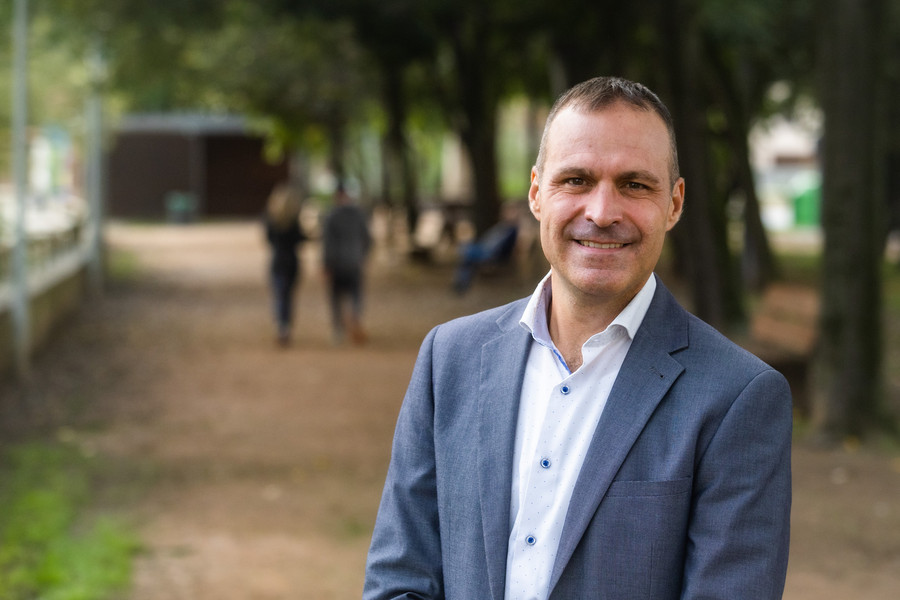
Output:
top-left (526, 535), bottom-right (537, 545)
top-left (560, 385), bottom-right (571, 395)
top-left (540, 458), bottom-right (551, 469)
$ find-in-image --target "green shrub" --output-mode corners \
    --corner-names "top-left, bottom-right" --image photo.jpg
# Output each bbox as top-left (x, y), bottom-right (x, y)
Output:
top-left (0, 442), bottom-right (140, 600)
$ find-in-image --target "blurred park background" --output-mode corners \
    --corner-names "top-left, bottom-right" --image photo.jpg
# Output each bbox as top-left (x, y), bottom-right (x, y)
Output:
top-left (0, 0), bottom-right (899, 598)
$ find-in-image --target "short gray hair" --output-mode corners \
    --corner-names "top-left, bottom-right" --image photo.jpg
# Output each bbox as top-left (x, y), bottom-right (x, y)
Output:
top-left (535, 76), bottom-right (680, 185)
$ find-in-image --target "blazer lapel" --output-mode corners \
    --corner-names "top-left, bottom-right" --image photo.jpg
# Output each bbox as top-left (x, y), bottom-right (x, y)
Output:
top-left (478, 303), bottom-right (532, 600)
top-left (548, 279), bottom-right (689, 591)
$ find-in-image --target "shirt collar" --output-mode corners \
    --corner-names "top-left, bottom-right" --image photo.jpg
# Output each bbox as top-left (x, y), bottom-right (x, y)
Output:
top-left (519, 271), bottom-right (657, 347)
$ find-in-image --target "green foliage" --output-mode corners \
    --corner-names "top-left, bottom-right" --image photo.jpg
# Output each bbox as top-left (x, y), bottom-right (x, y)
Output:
top-left (188, 3), bottom-right (376, 150)
top-left (0, 442), bottom-right (140, 600)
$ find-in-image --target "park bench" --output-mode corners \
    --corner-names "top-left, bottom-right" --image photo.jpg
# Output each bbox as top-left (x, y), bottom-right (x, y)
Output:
top-left (452, 220), bottom-right (519, 294)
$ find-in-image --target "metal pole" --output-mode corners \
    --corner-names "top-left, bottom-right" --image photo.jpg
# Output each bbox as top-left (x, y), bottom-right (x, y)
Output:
top-left (86, 40), bottom-right (105, 293)
top-left (11, 0), bottom-right (30, 378)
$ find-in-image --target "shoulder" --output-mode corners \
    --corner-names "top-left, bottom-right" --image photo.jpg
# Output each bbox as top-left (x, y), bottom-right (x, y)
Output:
top-left (427, 297), bottom-right (529, 349)
top-left (668, 311), bottom-right (791, 408)
top-left (640, 279), bottom-right (785, 396)
top-left (685, 312), bottom-right (777, 380)
top-left (645, 278), bottom-right (775, 374)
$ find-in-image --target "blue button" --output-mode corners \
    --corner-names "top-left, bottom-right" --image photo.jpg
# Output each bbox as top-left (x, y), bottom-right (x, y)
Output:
top-left (561, 385), bottom-right (571, 395)
top-left (526, 535), bottom-right (537, 545)
top-left (540, 458), bottom-right (551, 469)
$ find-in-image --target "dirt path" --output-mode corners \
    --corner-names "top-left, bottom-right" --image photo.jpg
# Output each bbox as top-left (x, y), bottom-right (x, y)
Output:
top-left (4, 221), bottom-right (899, 599)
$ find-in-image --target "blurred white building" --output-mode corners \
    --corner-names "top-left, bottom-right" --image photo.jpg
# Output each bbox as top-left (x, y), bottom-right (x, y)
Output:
top-left (749, 107), bottom-right (822, 231)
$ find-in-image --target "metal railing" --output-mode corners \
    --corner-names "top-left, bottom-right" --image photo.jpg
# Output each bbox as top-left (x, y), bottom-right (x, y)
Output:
top-left (0, 196), bottom-right (91, 312)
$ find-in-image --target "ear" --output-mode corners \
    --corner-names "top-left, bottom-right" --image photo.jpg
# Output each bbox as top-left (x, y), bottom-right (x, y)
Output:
top-left (666, 177), bottom-right (685, 230)
top-left (528, 167), bottom-right (541, 220)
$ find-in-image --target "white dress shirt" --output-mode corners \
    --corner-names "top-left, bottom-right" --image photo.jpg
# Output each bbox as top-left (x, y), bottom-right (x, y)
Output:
top-left (504, 272), bottom-right (657, 600)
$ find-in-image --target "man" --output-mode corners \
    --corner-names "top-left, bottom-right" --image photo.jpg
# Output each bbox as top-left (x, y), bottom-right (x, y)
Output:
top-left (364, 76), bottom-right (792, 599)
top-left (322, 182), bottom-right (372, 345)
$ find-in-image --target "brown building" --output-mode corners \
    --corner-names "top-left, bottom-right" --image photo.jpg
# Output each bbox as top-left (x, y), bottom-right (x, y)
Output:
top-left (106, 114), bottom-right (288, 220)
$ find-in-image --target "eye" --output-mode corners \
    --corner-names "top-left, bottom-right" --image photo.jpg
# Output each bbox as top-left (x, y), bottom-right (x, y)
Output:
top-left (624, 181), bottom-right (648, 191)
top-left (565, 177), bottom-right (587, 186)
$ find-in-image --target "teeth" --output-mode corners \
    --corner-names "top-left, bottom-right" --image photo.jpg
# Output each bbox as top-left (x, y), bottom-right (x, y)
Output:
top-left (579, 240), bottom-right (624, 249)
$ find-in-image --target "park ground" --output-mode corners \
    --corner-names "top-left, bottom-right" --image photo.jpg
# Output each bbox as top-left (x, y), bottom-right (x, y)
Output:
top-left (1, 220), bottom-right (899, 599)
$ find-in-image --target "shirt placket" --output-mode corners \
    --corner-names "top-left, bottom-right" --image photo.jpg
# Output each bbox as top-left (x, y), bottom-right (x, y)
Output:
top-left (507, 376), bottom-right (577, 600)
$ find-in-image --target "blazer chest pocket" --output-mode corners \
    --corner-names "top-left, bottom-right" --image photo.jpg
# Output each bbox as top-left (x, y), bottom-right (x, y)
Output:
top-left (605, 476), bottom-right (692, 498)
top-left (567, 476), bottom-right (693, 595)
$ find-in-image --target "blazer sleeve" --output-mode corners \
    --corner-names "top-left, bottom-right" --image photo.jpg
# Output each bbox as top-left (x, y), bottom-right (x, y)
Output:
top-left (363, 327), bottom-right (444, 600)
top-left (681, 368), bottom-right (792, 599)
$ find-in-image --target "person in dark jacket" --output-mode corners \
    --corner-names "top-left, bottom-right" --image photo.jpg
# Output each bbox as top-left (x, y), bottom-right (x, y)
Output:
top-left (264, 183), bottom-right (307, 346)
top-left (322, 183), bottom-right (372, 345)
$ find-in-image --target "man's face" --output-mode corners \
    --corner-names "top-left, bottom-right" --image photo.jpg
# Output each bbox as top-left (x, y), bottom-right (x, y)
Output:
top-left (529, 102), bottom-right (684, 313)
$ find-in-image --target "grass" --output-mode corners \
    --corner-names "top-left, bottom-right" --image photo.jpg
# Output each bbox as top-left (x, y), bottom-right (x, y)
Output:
top-left (105, 247), bottom-right (141, 284)
top-left (0, 441), bottom-right (140, 600)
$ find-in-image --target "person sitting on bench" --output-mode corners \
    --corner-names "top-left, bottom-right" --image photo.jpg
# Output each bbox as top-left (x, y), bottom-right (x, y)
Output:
top-left (453, 220), bottom-right (518, 293)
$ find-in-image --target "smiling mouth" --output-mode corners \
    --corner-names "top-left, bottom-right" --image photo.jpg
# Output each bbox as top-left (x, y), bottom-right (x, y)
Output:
top-left (577, 240), bottom-right (626, 249)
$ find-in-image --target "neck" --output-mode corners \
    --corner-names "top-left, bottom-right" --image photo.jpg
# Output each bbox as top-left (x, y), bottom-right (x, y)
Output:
top-left (545, 276), bottom-right (639, 371)
top-left (547, 299), bottom-right (609, 372)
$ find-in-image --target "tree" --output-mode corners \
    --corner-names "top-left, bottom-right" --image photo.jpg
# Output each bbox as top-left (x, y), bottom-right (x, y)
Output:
top-left (702, 0), bottom-right (821, 294)
top-left (542, 0), bottom-right (772, 329)
top-left (48, 0), bottom-right (378, 191)
top-left (48, 0), bottom-right (226, 109)
top-left (812, 0), bottom-right (889, 438)
top-left (192, 3), bottom-right (374, 184)
top-left (540, 0), bottom-right (640, 90)
top-left (701, 0), bottom-right (779, 292)
top-left (651, 0), bottom-right (745, 331)
top-left (338, 0), bottom-right (438, 239)
top-left (421, 0), bottom-right (547, 236)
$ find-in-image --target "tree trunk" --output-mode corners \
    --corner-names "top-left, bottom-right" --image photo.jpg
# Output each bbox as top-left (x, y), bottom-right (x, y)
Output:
top-left (659, 0), bottom-right (744, 331)
top-left (382, 63), bottom-right (420, 240)
top-left (327, 113), bottom-right (347, 186)
top-left (459, 114), bottom-right (500, 237)
top-left (449, 19), bottom-right (501, 237)
top-left (706, 48), bottom-right (777, 292)
top-left (812, 0), bottom-right (886, 438)
top-left (735, 119), bottom-right (777, 292)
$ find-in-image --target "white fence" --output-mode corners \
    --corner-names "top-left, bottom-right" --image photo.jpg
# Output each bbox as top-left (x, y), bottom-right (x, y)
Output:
top-left (0, 195), bottom-right (93, 378)
top-left (0, 196), bottom-right (91, 312)
top-left (0, 229), bottom-right (90, 317)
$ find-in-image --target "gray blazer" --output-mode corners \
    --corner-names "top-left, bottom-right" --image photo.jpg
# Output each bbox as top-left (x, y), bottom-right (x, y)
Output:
top-left (364, 276), bottom-right (792, 599)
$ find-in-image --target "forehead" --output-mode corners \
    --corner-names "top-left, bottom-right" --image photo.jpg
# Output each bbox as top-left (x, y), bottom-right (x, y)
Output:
top-left (543, 103), bottom-right (672, 175)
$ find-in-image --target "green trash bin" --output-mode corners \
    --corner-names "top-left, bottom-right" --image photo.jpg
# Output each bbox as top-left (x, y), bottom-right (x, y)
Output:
top-left (792, 186), bottom-right (820, 227)
top-left (165, 191), bottom-right (197, 224)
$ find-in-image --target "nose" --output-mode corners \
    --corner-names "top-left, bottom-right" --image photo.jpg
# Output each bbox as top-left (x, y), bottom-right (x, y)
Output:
top-left (583, 182), bottom-right (622, 227)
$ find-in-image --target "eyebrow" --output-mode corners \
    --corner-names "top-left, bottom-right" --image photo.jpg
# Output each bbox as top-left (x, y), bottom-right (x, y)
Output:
top-left (618, 170), bottom-right (663, 187)
top-left (552, 166), bottom-right (594, 180)
top-left (551, 166), bottom-right (664, 187)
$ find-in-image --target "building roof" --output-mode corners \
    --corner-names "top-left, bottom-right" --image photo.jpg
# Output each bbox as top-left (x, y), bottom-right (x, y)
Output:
top-left (116, 113), bottom-right (250, 135)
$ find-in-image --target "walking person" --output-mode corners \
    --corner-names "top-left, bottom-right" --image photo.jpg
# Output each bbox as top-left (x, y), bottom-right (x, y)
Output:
top-left (364, 76), bottom-right (792, 599)
top-left (322, 182), bottom-right (372, 345)
top-left (263, 183), bottom-right (306, 347)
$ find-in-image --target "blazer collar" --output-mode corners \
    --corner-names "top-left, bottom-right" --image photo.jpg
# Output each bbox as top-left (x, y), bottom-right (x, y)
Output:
top-left (478, 299), bottom-right (532, 600)
top-left (548, 276), bottom-right (689, 591)
top-left (475, 278), bottom-right (690, 598)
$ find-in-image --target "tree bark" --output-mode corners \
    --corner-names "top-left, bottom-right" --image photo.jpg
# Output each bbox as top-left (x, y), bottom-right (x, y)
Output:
top-left (327, 112), bottom-right (347, 187)
top-left (381, 63), bottom-right (420, 239)
top-left (737, 142), bottom-right (777, 292)
top-left (659, 0), bottom-right (744, 331)
top-left (459, 113), bottom-right (500, 237)
top-left (705, 48), bottom-right (777, 292)
top-left (447, 13), bottom-right (501, 237)
top-left (813, 0), bottom-right (886, 438)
